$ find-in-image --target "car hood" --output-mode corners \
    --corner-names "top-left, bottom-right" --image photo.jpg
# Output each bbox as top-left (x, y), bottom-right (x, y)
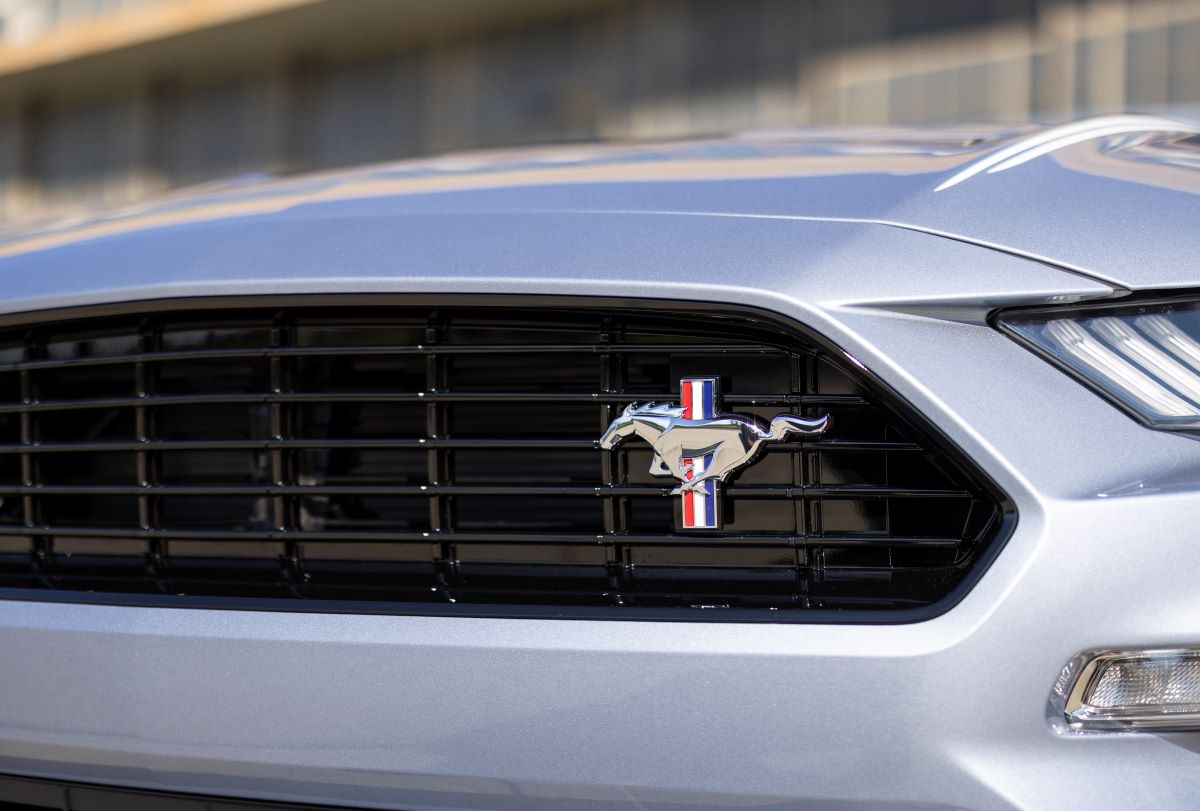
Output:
top-left (0, 114), bottom-right (1197, 291)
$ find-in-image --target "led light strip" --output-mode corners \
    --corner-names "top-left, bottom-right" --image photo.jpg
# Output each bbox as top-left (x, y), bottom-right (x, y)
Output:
top-left (1091, 316), bottom-right (1200, 407)
top-left (1134, 314), bottom-right (1200, 374)
top-left (1041, 319), bottom-right (1198, 418)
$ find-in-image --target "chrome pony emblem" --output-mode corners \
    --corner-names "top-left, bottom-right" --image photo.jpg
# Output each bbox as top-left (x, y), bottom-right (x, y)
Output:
top-left (599, 378), bottom-right (830, 530)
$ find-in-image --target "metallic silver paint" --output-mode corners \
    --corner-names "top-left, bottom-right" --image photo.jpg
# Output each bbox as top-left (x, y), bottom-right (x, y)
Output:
top-left (0, 119), bottom-right (1199, 808)
top-left (0, 113), bottom-right (1194, 292)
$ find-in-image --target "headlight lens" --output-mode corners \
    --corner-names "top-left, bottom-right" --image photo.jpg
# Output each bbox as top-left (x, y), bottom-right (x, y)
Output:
top-left (998, 298), bottom-right (1200, 430)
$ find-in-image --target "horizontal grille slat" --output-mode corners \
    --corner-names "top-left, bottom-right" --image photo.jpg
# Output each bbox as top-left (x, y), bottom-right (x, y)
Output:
top-left (0, 391), bottom-right (868, 414)
top-left (0, 302), bottom-right (1008, 620)
top-left (0, 483), bottom-right (973, 498)
top-left (4, 341), bottom-right (790, 372)
top-left (0, 437), bottom-right (924, 453)
top-left (0, 524), bottom-right (963, 547)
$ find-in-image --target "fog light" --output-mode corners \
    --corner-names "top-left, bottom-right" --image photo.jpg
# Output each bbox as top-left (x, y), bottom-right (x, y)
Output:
top-left (1053, 649), bottom-right (1200, 730)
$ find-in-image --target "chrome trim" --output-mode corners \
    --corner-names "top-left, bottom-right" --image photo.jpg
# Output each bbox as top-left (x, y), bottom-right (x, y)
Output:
top-left (598, 377), bottom-right (830, 530)
top-left (1053, 647), bottom-right (1200, 731)
top-left (598, 404), bottom-right (831, 495)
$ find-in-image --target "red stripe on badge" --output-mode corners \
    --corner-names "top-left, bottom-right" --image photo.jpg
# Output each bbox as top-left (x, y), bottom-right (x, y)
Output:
top-left (681, 383), bottom-right (693, 419)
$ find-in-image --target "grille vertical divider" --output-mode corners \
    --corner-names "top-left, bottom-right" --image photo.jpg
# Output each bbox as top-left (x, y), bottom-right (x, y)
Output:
top-left (135, 320), bottom-right (154, 531)
top-left (19, 329), bottom-right (48, 586)
top-left (598, 316), bottom-right (628, 605)
top-left (804, 347), bottom-right (824, 600)
top-left (269, 312), bottom-right (300, 595)
top-left (879, 371), bottom-right (897, 573)
top-left (789, 347), bottom-right (808, 607)
top-left (134, 318), bottom-right (166, 591)
top-left (955, 499), bottom-right (979, 564)
top-left (425, 314), bottom-right (456, 601)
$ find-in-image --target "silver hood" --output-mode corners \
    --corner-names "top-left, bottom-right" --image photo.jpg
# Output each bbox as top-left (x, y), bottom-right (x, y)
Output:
top-left (0, 114), bottom-right (1196, 296)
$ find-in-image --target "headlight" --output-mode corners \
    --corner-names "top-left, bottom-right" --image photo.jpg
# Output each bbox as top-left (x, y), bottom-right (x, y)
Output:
top-left (997, 297), bottom-right (1200, 430)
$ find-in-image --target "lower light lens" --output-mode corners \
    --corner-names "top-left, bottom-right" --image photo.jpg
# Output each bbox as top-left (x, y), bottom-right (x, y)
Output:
top-left (1053, 649), bottom-right (1200, 730)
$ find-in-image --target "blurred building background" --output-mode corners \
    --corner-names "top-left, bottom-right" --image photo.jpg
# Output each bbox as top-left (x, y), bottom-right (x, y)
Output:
top-left (0, 0), bottom-right (1195, 221)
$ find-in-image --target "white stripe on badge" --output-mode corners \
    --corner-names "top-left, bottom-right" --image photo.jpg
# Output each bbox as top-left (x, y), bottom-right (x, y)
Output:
top-left (691, 454), bottom-right (708, 526)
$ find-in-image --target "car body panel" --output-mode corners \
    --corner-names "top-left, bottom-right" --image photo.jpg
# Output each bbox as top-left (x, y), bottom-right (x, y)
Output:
top-left (1, 119), bottom-right (1199, 809)
top-left (2, 289), bottom-right (1200, 809)
top-left (0, 115), bottom-right (1195, 291)
top-left (0, 212), bottom-right (1113, 319)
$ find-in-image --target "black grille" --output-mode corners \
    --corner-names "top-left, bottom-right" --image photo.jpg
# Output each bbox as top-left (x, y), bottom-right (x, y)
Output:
top-left (0, 301), bottom-right (1008, 620)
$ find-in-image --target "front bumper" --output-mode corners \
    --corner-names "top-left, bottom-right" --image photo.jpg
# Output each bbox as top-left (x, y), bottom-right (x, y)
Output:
top-left (3, 491), bottom-right (1200, 811)
top-left (1, 214), bottom-right (1199, 808)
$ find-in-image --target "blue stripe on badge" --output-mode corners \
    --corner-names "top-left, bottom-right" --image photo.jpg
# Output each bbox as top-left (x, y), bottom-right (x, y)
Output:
top-left (701, 379), bottom-right (715, 419)
top-left (700, 453), bottom-right (717, 528)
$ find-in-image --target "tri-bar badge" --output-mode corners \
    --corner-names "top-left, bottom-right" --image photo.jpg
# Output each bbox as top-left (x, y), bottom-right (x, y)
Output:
top-left (600, 377), bottom-right (831, 530)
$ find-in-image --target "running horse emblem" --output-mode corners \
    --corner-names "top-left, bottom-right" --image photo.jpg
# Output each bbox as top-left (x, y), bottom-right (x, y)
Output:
top-left (599, 378), bottom-right (831, 529)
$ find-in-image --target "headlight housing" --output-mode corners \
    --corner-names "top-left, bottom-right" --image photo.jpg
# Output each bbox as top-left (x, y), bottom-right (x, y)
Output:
top-left (997, 297), bottom-right (1200, 430)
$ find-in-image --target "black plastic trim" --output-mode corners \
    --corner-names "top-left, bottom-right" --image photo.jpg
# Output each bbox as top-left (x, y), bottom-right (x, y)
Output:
top-left (0, 292), bottom-right (1017, 624)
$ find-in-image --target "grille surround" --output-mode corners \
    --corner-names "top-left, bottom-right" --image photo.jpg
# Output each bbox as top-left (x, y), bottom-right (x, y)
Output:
top-left (0, 295), bottom-right (1014, 622)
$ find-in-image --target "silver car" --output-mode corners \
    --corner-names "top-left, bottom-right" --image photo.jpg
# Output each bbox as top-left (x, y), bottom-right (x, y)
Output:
top-left (0, 114), bottom-right (1198, 810)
